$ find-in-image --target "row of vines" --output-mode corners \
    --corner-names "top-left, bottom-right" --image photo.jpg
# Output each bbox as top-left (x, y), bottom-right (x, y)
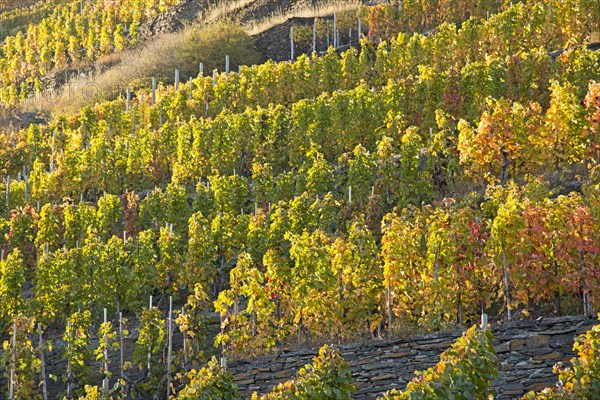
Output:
top-left (0, 0), bottom-right (180, 106)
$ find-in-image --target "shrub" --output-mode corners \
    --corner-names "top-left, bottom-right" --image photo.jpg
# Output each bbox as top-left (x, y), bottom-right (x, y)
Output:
top-left (253, 345), bottom-right (355, 400)
top-left (379, 325), bottom-right (498, 400)
top-left (522, 316), bottom-right (600, 399)
top-left (177, 357), bottom-right (239, 400)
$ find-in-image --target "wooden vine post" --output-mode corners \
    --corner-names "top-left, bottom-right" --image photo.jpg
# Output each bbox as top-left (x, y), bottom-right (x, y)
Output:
top-left (581, 256), bottom-right (590, 317)
top-left (9, 321), bottom-right (16, 400)
top-left (152, 77), bottom-right (157, 106)
top-left (24, 173), bottom-right (29, 202)
top-left (5, 175), bottom-right (10, 212)
top-left (166, 296), bottom-right (173, 399)
top-left (66, 320), bottom-right (73, 399)
top-left (182, 306), bottom-right (188, 370)
top-left (312, 18), bottom-right (317, 53)
top-left (358, 5), bottom-right (362, 39)
top-left (147, 295), bottom-right (152, 377)
top-left (102, 308), bottom-right (109, 396)
top-left (39, 323), bottom-right (48, 400)
top-left (119, 312), bottom-right (124, 379)
top-left (502, 248), bottom-right (512, 320)
top-left (290, 26), bottom-right (294, 61)
top-left (387, 284), bottom-right (393, 338)
top-left (333, 11), bottom-right (338, 48)
top-left (481, 313), bottom-right (488, 332)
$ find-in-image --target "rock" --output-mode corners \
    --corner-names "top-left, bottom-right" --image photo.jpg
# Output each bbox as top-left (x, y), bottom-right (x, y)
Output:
top-left (371, 373), bottom-right (398, 381)
top-left (226, 316), bottom-right (597, 399)
top-left (510, 338), bottom-right (526, 350)
top-left (526, 335), bottom-right (550, 348)
top-left (534, 352), bottom-right (562, 362)
top-left (139, 0), bottom-right (204, 40)
top-left (526, 382), bottom-right (552, 391)
top-left (495, 342), bottom-right (510, 353)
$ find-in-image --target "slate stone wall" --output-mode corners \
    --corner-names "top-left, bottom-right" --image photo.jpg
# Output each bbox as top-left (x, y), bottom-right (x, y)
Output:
top-left (228, 316), bottom-right (597, 399)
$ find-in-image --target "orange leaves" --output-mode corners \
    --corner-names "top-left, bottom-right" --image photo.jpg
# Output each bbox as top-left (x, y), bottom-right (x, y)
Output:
top-left (584, 81), bottom-right (600, 163)
top-left (458, 98), bottom-right (543, 183)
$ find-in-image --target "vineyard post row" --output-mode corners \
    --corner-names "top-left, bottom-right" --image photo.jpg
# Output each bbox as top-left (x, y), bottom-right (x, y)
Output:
top-left (4, 293), bottom-right (181, 399)
top-left (106, 7), bottom-right (380, 115)
top-left (2, 290), bottom-right (494, 399)
top-left (292, 6), bottom-right (366, 61)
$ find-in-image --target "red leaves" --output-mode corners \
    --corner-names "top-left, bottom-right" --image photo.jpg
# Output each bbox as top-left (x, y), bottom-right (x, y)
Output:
top-left (264, 276), bottom-right (277, 300)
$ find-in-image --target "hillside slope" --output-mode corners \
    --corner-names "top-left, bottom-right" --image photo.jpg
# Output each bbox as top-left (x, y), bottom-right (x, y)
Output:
top-left (0, 0), bottom-right (598, 399)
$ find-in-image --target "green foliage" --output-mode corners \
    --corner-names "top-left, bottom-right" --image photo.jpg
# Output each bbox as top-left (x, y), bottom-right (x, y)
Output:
top-left (0, 0), bottom-right (182, 106)
top-left (379, 325), bottom-right (497, 399)
top-left (63, 310), bottom-right (94, 395)
top-left (0, 0), bottom-right (598, 389)
top-left (95, 316), bottom-right (123, 381)
top-left (134, 306), bottom-right (166, 391)
top-left (185, 212), bottom-right (217, 291)
top-left (130, 229), bottom-right (158, 310)
top-left (252, 345), bottom-right (355, 400)
top-left (156, 224), bottom-right (184, 295)
top-left (177, 283), bottom-right (210, 365)
top-left (305, 149), bottom-right (336, 197)
top-left (1, 316), bottom-right (42, 399)
top-left (176, 357), bottom-right (239, 400)
top-left (211, 174), bottom-right (250, 215)
top-left (0, 249), bottom-right (26, 327)
top-left (35, 203), bottom-right (63, 251)
top-left (35, 247), bottom-right (80, 320)
top-left (96, 193), bottom-right (123, 240)
top-left (215, 252), bottom-right (279, 356)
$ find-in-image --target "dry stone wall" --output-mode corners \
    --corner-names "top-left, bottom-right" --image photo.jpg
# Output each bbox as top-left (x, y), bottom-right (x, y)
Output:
top-left (228, 315), bottom-right (598, 399)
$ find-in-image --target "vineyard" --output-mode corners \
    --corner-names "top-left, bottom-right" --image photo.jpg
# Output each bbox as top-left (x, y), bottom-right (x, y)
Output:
top-left (0, 0), bottom-right (599, 398)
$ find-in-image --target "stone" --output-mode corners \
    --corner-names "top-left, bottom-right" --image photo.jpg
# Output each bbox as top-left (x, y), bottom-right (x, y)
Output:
top-left (500, 361), bottom-right (515, 371)
top-left (412, 341), bottom-right (453, 351)
top-left (510, 338), bottom-right (526, 350)
top-left (502, 389), bottom-right (526, 397)
top-left (235, 371), bottom-right (255, 380)
top-left (534, 351), bottom-right (562, 362)
top-left (227, 316), bottom-right (597, 399)
top-left (526, 347), bottom-right (553, 356)
top-left (255, 372), bottom-right (274, 380)
top-left (550, 334), bottom-right (577, 348)
top-left (274, 369), bottom-right (293, 379)
top-left (371, 373), bottom-right (398, 381)
top-left (526, 335), bottom-right (550, 348)
top-left (503, 383), bottom-right (525, 391)
top-left (495, 342), bottom-right (510, 353)
top-left (380, 351), bottom-right (414, 359)
top-left (526, 382), bottom-right (551, 391)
